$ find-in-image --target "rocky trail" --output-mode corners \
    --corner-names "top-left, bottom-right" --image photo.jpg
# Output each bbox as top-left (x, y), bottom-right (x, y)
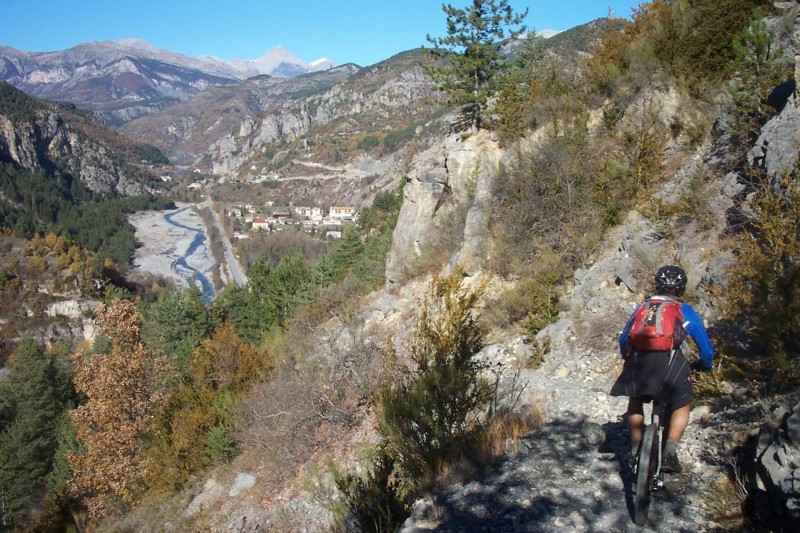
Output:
top-left (400, 365), bottom-right (729, 532)
top-left (397, 219), bottom-right (758, 532)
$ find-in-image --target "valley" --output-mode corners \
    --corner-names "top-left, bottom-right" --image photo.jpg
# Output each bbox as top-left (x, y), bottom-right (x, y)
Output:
top-left (0, 2), bottom-right (798, 532)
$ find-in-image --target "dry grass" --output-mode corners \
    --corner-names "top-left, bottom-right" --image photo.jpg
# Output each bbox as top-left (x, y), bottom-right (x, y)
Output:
top-left (484, 403), bottom-right (544, 458)
top-left (704, 467), bottom-right (749, 531)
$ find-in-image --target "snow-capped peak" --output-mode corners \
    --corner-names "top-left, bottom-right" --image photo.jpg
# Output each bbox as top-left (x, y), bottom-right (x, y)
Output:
top-left (229, 46), bottom-right (336, 77)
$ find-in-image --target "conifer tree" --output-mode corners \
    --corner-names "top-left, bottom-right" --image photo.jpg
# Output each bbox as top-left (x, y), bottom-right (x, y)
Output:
top-left (725, 9), bottom-right (786, 149)
top-left (140, 286), bottom-right (220, 374)
top-left (0, 337), bottom-right (73, 530)
top-left (425, 0), bottom-right (527, 132)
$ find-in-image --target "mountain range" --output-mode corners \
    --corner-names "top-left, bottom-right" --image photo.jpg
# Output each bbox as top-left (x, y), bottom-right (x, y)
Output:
top-left (0, 39), bottom-right (337, 125)
top-left (0, 23), bottom-right (609, 179)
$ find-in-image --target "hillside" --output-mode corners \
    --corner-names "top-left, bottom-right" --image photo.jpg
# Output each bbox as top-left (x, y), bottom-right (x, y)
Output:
top-left (119, 63), bottom-right (364, 170)
top-left (120, 50), bottom-right (444, 179)
top-left (0, 81), bottom-right (173, 266)
top-left (1, 1), bottom-right (798, 532)
top-left (171, 3), bottom-right (795, 531)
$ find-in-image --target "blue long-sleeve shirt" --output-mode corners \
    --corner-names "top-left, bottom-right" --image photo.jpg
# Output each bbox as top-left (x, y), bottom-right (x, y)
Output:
top-left (619, 300), bottom-right (714, 369)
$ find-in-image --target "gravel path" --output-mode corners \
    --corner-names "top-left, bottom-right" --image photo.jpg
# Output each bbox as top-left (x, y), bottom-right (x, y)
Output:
top-left (399, 342), bottom-right (735, 532)
top-left (391, 210), bottom-right (755, 532)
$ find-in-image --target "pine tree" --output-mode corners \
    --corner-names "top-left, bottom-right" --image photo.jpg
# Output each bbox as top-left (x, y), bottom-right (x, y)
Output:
top-left (0, 337), bottom-right (73, 530)
top-left (725, 9), bottom-right (787, 150)
top-left (425, 0), bottom-right (527, 132)
top-left (140, 286), bottom-right (220, 374)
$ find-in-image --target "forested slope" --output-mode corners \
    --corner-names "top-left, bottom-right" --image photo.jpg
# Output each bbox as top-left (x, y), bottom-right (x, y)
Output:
top-left (0, 82), bottom-right (173, 268)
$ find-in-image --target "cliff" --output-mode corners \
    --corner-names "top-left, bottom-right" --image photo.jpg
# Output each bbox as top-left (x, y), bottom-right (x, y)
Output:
top-left (0, 82), bottom-right (164, 198)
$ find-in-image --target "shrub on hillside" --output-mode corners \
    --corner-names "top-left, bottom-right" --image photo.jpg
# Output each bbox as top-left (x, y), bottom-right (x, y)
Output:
top-left (587, 0), bottom-right (774, 95)
top-left (378, 271), bottom-right (491, 489)
top-left (719, 174), bottom-right (800, 391)
top-left (490, 130), bottom-right (599, 271)
top-left (334, 445), bottom-right (408, 533)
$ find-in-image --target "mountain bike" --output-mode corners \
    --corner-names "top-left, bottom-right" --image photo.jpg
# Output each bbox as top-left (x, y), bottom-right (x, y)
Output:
top-left (633, 396), bottom-right (670, 526)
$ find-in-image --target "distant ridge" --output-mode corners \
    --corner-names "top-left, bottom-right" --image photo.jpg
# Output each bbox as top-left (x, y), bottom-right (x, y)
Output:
top-left (0, 39), bottom-right (339, 124)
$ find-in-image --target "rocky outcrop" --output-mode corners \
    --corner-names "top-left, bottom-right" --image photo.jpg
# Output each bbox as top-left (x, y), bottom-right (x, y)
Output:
top-left (753, 401), bottom-right (800, 531)
top-left (749, 98), bottom-right (800, 182)
top-left (385, 131), bottom-right (502, 285)
top-left (0, 106), bottom-right (151, 197)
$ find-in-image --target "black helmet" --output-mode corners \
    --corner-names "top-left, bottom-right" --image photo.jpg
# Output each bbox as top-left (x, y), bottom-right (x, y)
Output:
top-left (655, 265), bottom-right (687, 296)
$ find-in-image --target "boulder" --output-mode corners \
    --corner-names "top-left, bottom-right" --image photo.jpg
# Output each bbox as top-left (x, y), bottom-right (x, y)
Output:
top-left (614, 212), bottom-right (665, 294)
top-left (749, 100), bottom-right (800, 183)
top-left (753, 402), bottom-right (800, 531)
top-left (229, 472), bottom-right (257, 497)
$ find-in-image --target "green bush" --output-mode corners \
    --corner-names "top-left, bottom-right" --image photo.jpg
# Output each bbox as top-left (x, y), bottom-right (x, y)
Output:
top-left (357, 134), bottom-right (380, 151)
top-left (383, 125), bottom-right (416, 153)
top-left (334, 445), bottom-right (408, 533)
top-left (378, 272), bottom-right (491, 489)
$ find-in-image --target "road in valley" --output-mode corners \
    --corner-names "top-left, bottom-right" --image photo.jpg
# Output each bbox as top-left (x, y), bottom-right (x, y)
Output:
top-left (202, 196), bottom-right (248, 287)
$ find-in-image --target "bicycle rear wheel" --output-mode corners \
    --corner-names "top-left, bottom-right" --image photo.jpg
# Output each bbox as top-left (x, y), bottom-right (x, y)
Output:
top-left (634, 422), bottom-right (658, 526)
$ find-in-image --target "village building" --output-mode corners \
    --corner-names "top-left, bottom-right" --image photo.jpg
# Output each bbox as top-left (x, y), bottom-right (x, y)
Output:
top-left (329, 206), bottom-right (356, 220)
top-left (271, 209), bottom-right (292, 223)
top-left (252, 217), bottom-right (270, 231)
top-left (294, 206), bottom-right (324, 221)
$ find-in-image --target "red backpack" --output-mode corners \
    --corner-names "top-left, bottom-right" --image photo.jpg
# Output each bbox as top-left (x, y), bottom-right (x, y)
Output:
top-left (627, 296), bottom-right (685, 352)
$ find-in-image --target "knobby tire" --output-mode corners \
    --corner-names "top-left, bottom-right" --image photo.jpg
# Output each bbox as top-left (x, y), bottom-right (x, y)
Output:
top-left (634, 421), bottom-right (658, 526)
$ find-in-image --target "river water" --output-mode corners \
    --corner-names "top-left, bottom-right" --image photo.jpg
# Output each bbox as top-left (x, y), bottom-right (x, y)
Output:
top-left (163, 206), bottom-right (215, 302)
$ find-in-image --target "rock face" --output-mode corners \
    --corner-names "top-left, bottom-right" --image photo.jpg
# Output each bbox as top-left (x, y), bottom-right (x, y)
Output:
top-left (753, 402), bottom-right (800, 531)
top-left (0, 98), bottom-right (154, 197)
top-left (750, 96), bottom-right (800, 182)
top-left (385, 131), bottom-right (503, 285)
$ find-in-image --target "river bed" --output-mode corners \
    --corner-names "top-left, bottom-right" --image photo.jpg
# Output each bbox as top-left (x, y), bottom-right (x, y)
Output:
top-left (128, 203), bottom-right (216, 301)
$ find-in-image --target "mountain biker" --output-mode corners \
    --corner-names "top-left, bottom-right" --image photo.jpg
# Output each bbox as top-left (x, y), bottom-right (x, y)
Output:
top-left (610, 265), bottom-right (714, 473)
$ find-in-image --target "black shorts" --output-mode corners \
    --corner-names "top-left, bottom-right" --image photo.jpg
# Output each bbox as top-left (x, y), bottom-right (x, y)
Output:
top-left (610, 350), bottom-right (693, 409)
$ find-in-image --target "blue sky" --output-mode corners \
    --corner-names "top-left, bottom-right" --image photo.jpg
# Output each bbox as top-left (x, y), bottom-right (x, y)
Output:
top-left (1, 1), bottom-right (645, 67)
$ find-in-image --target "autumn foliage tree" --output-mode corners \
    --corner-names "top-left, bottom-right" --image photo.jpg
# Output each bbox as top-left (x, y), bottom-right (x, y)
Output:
top-left (67, 300), bottom-right (174, 518)
top-left (147, 322), bottom-right (268, 489)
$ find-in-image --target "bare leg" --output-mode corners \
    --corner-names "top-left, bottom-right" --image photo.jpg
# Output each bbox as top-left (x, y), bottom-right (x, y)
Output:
top-left (667, 403), bottom-right (691, 442)
top-left (628, 397), bottom-right (644, 441)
